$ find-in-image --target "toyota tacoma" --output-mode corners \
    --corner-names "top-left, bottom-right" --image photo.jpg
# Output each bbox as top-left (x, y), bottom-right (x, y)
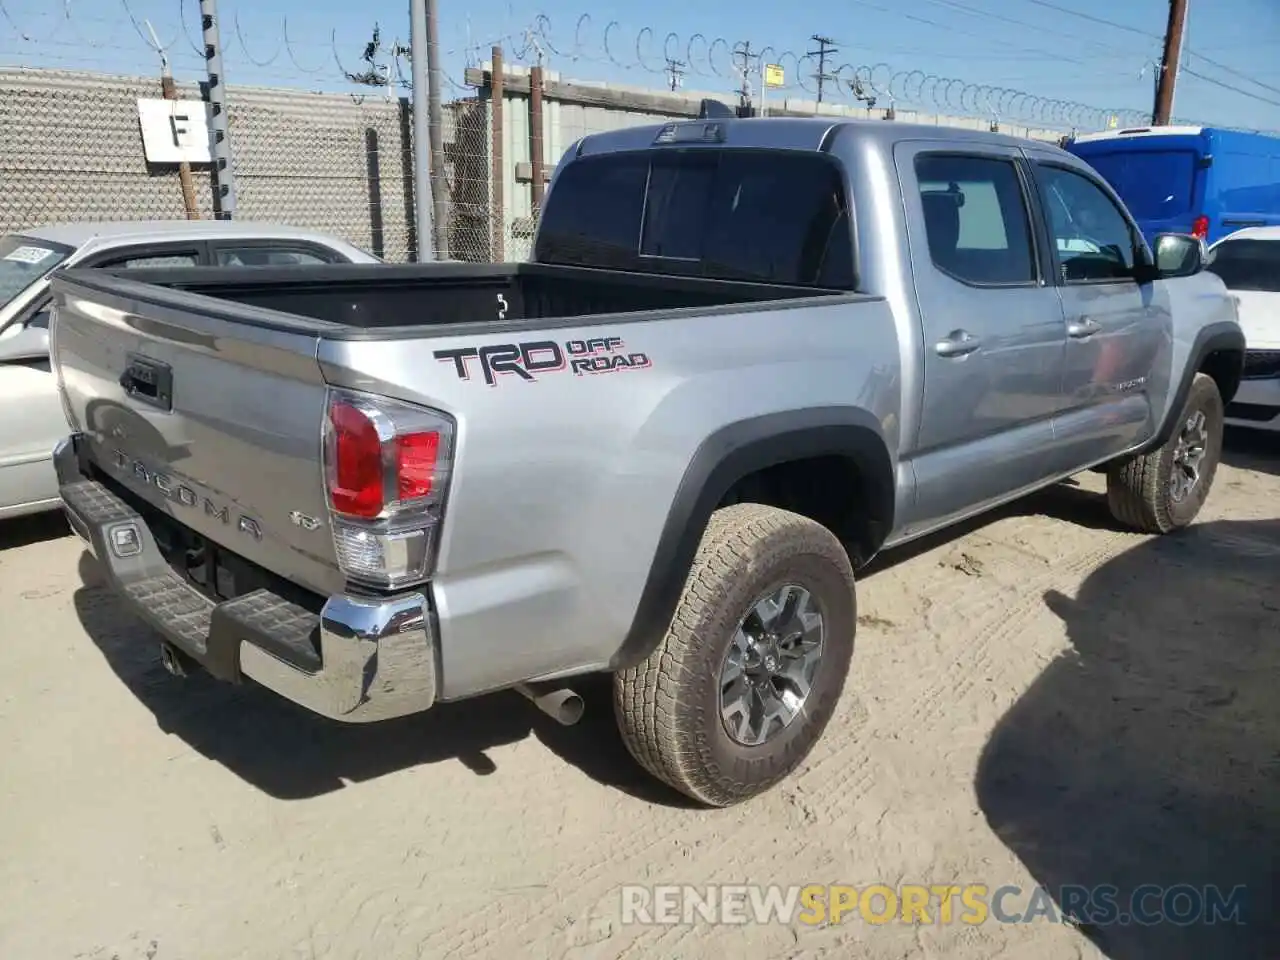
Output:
top-left (47, 117), bottom-right (1243, 806)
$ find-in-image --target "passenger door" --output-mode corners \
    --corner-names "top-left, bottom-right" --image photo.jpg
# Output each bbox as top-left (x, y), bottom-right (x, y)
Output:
top-left (1028, 158), bottom-right (1169, 468)
top-left (897, 144), bottom-right (1066, 536)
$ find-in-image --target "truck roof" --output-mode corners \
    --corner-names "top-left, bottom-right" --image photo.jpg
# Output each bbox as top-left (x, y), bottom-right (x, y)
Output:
top-left (13, 219), bottom-right (359, 249)
top-left (573, 116), bottom-right (1073, 158)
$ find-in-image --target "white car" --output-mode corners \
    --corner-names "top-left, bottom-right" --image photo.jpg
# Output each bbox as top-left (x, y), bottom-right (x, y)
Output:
top-left (0, 220), bottom-right (380, 520)
top-left (1205, 226), bottom-right (1280, 434)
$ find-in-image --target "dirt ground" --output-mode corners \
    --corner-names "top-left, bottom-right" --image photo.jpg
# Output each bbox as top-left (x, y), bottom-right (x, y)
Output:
top-left (1, 432), bottom-right (1276, 960)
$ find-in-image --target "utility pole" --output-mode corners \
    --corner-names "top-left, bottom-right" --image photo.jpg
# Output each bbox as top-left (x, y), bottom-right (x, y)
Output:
top-left (808, 34), bottom-right (838, 103)
top-left (665, 57), bottom-right (685, 92)
top-left (1152, 0), bottom-right (1189, 124)
top-left (732, 41), bottom-right (756, 115)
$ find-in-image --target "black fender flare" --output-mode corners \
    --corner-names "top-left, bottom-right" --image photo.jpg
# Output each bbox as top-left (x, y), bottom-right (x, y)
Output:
top-left (1136, 322), bottom-right (1245, 456)
top-left (609, 407), bottom-right (894, 671)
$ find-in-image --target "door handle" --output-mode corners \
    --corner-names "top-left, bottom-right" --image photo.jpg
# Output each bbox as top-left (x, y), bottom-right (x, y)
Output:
top-left (120, 354), bottom-right (173, 411)
top-left (935, 329), bottom-right (983, 358)
top-left (1066, 317), bottom-right (1101, 339)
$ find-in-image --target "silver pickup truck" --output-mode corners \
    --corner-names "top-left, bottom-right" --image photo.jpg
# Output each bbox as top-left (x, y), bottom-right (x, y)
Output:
top-left (47, 118), bottom-right (1243, 807)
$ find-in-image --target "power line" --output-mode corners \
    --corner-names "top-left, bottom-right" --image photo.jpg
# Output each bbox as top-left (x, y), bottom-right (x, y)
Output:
top-left (808, 34), bottom-right (838, 103)
top-left (848, 0), bottom-right (1097, 67)
top-left (1182, 66), bottom-right (1280, 110)
top-left (915, 0), bottom-right (1144, 59)
top-left (1008, 0), bottom-right (1160, 40)
top-left (1187, 49), bottom-right (1280, 101)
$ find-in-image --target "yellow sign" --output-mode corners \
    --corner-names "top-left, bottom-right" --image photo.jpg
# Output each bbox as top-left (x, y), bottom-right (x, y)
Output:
top-left (764, 64), bottom-right (785, 88)
top-left (1108, 114), bottom-right (1118, 128)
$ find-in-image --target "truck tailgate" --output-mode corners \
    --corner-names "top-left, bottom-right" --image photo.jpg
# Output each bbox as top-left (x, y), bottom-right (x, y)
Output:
top-left (50, 271), bottom-right (344, 598)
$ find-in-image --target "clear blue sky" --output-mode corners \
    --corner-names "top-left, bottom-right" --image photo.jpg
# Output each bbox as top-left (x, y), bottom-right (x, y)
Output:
top-left (2, 0), bottom-right (1278, 131)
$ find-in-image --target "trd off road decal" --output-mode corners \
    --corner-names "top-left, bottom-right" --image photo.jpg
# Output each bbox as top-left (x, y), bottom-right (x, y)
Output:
top-left (433, 336), bottom-right (652, 387)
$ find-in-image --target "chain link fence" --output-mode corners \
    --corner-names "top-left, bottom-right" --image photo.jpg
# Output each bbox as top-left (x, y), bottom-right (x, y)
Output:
top-left (0, 66), bottom-right (500, 263)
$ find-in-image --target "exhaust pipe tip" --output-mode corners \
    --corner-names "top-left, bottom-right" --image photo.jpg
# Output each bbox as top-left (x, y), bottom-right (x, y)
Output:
top-left (515, 682), bottom-right (585, 726)
top-left (158, 642), bottom-right (188, 678)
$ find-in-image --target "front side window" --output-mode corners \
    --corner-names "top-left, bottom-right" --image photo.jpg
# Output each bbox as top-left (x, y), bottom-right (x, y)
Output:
top-left (535, 148), bottom-right (854, 288)
top-left (1035, 164), bottom-right (1138, 282)
top-left (914, 153), bottom-right (1037, 286)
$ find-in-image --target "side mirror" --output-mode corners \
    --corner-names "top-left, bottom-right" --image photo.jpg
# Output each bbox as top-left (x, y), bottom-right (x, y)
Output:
top-left (0, 323), bottom-right (51, 363)
top-left (1151, 233), bottom-right (1205, 279)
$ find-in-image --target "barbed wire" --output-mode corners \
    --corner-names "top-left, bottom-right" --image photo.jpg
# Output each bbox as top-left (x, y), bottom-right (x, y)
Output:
top-left (1, 1), bottom-right (1270, 132)
top-left (511, 13), bottom-right (1207, 131)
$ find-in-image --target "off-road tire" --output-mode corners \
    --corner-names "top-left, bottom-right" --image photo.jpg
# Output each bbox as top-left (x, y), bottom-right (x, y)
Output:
top-left (613, 503), bottom-right (856, 807)
top-left (1106, 372), bottom-right (1224, 534)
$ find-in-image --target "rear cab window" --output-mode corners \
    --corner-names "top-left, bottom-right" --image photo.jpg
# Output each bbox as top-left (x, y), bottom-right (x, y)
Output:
top-left (535, 148), bottom-right (855, 288)
top-left (913, 153), bottom-right (1037, 286)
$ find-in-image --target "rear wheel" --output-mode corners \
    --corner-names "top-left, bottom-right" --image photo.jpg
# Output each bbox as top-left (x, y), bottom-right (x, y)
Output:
top-left (1106, 373), bottom-right (1224, 534)
top-left (613, 503), bottom-right (856, 807)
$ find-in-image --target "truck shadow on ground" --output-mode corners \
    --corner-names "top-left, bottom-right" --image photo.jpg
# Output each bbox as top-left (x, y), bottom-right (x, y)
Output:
top-left (71, 552), bottom-right (695, 807)
top-left (0, 510), bottom-right (71, 551)
top-left (859, 476), bottom-right (1126, 577)
top-left (65, 475), bottom-right (1130, 807)
top-left (975, 519), bottom-right (1280, 959)
top-left (1222, 425), bottom-right (1278, 477)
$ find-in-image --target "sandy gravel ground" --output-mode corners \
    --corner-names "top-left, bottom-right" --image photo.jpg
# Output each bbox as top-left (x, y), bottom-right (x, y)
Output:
top-left (1, 432), bottom-right (1276, 960)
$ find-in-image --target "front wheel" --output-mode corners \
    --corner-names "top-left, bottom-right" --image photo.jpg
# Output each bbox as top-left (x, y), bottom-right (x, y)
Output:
top-left (613, 503), bottom-right (856, 807)
top-left (1106, 372), bottom-right (1225, 534)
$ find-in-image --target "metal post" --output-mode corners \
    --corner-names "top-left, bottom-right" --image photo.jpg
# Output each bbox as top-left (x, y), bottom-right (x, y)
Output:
top-left (424, 0), bottom-right (449, 258)
top-left (199, 0), bottom-right (236, 219)
top-left (490, 46), bottom-right (505, 261)
top-left (529, 64), bottom-right (545, 211)
top-left (145, 19), bottom-right (199, 219)
top-left (409, 0), bottom-right (435, 260)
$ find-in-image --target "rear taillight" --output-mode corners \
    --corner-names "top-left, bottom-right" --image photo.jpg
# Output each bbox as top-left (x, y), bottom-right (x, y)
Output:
top-left (1192, 215), bottom-right (1209, 241)
top-left (322, 388), bottom-right (455, 590)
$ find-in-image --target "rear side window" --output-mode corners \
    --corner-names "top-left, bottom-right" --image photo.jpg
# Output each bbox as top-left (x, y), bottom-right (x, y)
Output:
top-left (536, 149), bottom-right (854, 288)
top-left (1206, 238), bottom-right (1280, 292)
top-left (914, 154), bottom-right (1036, 285)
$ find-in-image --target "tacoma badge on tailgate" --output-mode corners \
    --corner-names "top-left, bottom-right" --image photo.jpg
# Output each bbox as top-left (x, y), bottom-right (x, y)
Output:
top-left (434, 336), bottom-right (651, 386)
top-left (110, 449), bottom-right (263, 540)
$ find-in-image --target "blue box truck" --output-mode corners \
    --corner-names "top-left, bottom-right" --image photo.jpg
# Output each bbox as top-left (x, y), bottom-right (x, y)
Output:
top-left (1063, 125), bottom-right (1280, 246)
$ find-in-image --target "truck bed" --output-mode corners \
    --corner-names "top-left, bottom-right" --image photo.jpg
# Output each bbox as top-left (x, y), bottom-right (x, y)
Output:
top-left (88, 260), bottom-right (849, 333)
